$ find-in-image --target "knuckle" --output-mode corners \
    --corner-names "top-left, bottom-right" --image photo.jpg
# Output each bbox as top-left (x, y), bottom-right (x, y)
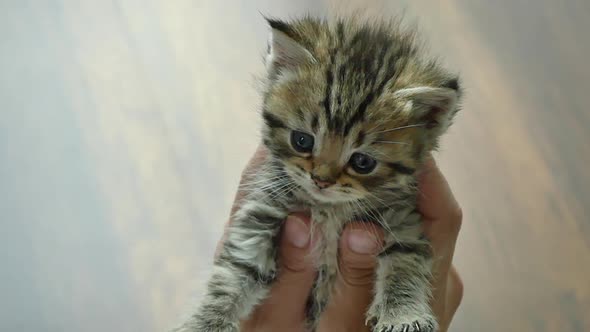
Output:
top-left (240, 166), bottom-right (253, 182)
top-left (339, 255), bottom-right (377, 287)
top-left (280, 251), bottom-right (308, 273)
top-left (451, 268), bottom-right (464, 305)
top-left (448, 205), bottom-right (463, 231)
top-left (456, 274), bottom-right (464, 302)
top-left (340, 265), bottom-right (376, 287)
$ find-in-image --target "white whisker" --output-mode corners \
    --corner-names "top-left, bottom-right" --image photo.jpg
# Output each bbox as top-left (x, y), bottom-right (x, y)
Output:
top-left (374, 123), bottom-right (426, 134)
top-left (267, 180), bottom-right (296, 202)
top-left (373, 141), bottom-right (411, 145)
top-left (359, 197), bottom-right (401, 243)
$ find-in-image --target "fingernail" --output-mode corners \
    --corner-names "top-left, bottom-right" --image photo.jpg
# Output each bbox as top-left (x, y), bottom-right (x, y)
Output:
top-left (348, 229), bottom-right (379, 254)
top-left (285, 216), bottom-right (310, 248)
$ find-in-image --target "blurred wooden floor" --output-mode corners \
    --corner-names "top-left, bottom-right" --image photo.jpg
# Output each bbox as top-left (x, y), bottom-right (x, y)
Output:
top-left (0, 1), bottom-right (588, 331)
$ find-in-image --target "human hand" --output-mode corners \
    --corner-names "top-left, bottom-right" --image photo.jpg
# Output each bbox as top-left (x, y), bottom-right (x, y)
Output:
top-left (419, 157), bottom-right (464, 332)
top-left (220, 147), bottom-right (463, 332)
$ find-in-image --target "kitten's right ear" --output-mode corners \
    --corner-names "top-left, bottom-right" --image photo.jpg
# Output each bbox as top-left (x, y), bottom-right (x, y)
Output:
top-left (265, 18), bottom-right (315, 79)
top-left (393, 84), bottom-right (460, 138)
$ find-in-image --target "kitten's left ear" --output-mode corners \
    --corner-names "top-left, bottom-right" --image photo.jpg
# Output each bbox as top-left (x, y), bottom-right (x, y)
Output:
top-left (265, 18), bottom-right (315, 79)
top-left (394, 82), bottom-right (461, 134)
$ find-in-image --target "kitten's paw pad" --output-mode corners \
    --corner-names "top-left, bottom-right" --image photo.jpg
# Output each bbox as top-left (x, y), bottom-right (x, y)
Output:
top-left (376, 318), bottom-right (436, 332)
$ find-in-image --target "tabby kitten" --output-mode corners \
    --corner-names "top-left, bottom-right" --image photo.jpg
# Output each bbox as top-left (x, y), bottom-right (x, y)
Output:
top-left (176, 16), bottom-right (461, 332)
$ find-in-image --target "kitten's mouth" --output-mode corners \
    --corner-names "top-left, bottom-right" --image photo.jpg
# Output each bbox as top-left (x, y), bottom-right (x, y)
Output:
top-left (284, 166), bottom-right (356, 203)
top-left (310, 186), bottom-right (331, 196)
top-left (308, 188), bottom-right (336, 202)
top-left (303, 182), bottom-right (352, 204)
top-left (304, 184), bottom-right (326, 195)
top-left (298, 181), bottom-right (334, 201)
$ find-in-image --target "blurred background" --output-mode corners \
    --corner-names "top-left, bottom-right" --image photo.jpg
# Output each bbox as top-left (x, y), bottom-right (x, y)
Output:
top-left (1, 1), bottom-right (589, 331)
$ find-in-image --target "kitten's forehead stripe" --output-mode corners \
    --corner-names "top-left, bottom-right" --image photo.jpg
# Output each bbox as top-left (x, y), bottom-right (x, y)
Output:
top-left (263, 110), bottom-right (287, 129)
top-left (323, 65), bottom-right (333, 123)
top-left (311, 113), bottom-right (319, 132)
top-left (343, 92), bottom-right (372, 134)
top-left (342, 52), bottom-right (397, 135)
top-left (336, 21), bottom-right (345, 43)
top-left (355, 130), bottom-right (366, 146)
top-left (336, 64), bottom-right (346, 112)
top-left (386, 162), bottom-right (416, 175)
top-left (334, 29), bottom-right (401, 136)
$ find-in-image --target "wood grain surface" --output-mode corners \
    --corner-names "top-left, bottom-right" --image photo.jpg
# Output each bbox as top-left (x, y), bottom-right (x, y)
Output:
top-left (0, 1), bottom-right (588, 331)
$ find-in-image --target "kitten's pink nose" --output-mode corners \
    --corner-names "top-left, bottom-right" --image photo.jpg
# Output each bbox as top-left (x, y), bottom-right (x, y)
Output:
top-left (312, 176), bottom-right (334, 189)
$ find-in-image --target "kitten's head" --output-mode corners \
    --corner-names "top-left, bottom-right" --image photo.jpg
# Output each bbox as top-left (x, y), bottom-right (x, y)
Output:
top-left (261, 17), bottom-right (461, 204)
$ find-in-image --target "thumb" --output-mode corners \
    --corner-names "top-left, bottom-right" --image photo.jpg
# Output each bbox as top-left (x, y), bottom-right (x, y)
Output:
top-left (279, 214), bottom-right (317, 273)
top-left (316, 223), bottom-right (383, 332)
top-left (339, 222), bottom-right (384, 286)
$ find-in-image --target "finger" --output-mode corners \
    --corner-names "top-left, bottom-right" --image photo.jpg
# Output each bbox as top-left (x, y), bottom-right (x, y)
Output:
top-left (338, 222), bottom-right (384, 286)
top-left (417, 156), bottom-right (463, 326)
top-left (435, 266), bottom-right (464, 332)
top-left (418, 156), bottom-right (462, 231)
top-left (317, 222), bottom-right (383, 332)
top-left (243, 214), bottom-right (316, 331)
top-left (445, 266), bottom-right (464, 322)
top-left (418, 156), bottom-right (462, 267)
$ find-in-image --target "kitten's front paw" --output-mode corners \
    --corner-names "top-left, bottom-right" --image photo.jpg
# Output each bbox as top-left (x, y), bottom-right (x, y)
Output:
top-left (179, 315), bottom-right (238, 332)
top-left (197, 321), bottom-right (238, 332)
top-left (183, 323), bottom-right (237, 332)
top-left (374, 316), bottom-right (437, 332)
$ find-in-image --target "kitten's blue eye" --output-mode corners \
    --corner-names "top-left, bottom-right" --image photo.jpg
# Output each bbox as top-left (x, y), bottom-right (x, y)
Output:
top-left (291, 131), bottom-right (314, 153)
top-left (349, 153), bottom-right (377, 174)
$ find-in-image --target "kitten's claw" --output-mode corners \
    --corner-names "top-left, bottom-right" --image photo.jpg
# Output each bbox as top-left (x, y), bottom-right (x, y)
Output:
top-left (375, 318), bottom-right (436, 332)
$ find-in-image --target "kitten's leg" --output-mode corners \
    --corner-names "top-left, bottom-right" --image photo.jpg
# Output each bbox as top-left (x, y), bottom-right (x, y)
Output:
top-left (175, 201), bottom-right (287, 332)
top-left (304, 264), bottom-right (330, 330)
top-left (304, 209), bottom-right (341, 330)
top-left (368, 213), bottom-right (438, 332)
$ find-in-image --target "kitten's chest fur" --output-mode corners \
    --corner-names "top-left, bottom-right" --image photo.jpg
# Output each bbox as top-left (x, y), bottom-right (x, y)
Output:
top-left (290, 195), bottom-right (354, 267)
top-left (310, 205), bottom-right (350, 270)
top-left (286, 181), bottom-right (390, 275)
top-left (289, 197), bottom-right (359, 308)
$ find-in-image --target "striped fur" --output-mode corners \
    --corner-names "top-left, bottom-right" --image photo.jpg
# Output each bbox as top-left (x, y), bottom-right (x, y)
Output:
top-left (175, 16), bottom-right (462, 332)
